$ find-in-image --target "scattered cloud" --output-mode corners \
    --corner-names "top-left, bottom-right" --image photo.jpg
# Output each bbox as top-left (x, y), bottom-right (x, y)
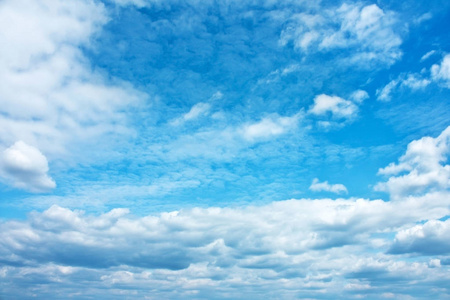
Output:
top-left (350, 89), bottom-right (369, 103)
top-left (421, 50), bottom-right (437, 61)
top-left (170, 102), bottom-right (211, 126)
top-left (375, 126), bottom-right (450, 200)
top-left (280, 3), bottom-right (402, 67)
top-left (309, 178), bottom-right (348, 194)
top-left (308, 94), bottom-right (358, 119)
top-left (377, 54), bottom-right (450, 101)
top-left (0, 141), bottom-right (56, 192)
top-left (431, 54), bottom-right (450, 88)
top-left (257, 64), bottom-right (301, 85)
top-left (241, 113), bottom-right (301, 141)
top-left (377, 73), bottom-right (431, 101)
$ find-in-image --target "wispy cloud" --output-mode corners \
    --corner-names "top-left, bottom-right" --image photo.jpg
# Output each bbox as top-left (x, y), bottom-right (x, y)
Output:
top-left (309, 178), bottom-right (348, 194)
top-left (280, 3), bottom-right (402, 67)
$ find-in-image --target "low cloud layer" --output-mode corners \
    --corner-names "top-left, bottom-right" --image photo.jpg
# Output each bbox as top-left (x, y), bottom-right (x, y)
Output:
top-left (1, 191), bottom-right (449, 299)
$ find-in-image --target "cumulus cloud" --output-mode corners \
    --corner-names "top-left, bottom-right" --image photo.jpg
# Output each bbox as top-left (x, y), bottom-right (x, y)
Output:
top-left (280, 3), bottom-right (402, 67)
top-left (308, 94), bottom-right (358, 119)
top-left (0, 0), bottom-right (144, 170)
top-left (309, 178), bottom-right (348, 194)
top-left (1, 193), bottom-right (450, 299)
top-left (431, 54), bottom-right (450, 88)
top-left (375, 126), bottom-right (450, 199)
top-left (0, 141), bottom-right (56, 192)
top-left (389, 219), bottom-right (450, 255)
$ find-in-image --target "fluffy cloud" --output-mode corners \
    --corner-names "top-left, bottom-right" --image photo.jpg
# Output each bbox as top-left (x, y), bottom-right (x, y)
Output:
top-left (0, 141), bottom-right (55, 192)
top-left (389, 219), bottom-right (450, 255)
top-left (309, 178), bottom-right (348, 194)
top-left (375, 126), bottom-right (450, 199)
top-left (0, 0), bottom-right (144, 168)
top-left (1, 193), bottom-right (450, 299)
top-left (241, 113), bottom-right (301, 141)
top-left (280, 3), bottom-right (402, 67)
top-left (431, 54), bottom-right (450, 88)
top-left (308, 94), bottom-right (358, 119)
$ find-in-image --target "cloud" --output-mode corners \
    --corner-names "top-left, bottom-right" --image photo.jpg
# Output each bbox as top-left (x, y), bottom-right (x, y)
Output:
top-left (421, 50), bottom-right (437, 61)
top-left (350, 89), bottom-right (369, 103)
top-left (1, 192), bottom-right (450, 299)
top-left (376, 79), bottom-right (399, 102)
top-left (375, 126), bottom-right (450, 199)
top-left (377, 54), bottom-right (450, 101)
top-left (280, 3), bottom-right (402, 67)
top-left (0, 141), bottom-right (56, 192)
top-left (170, 102), bottom-right (211, 126)
top-left (431, 54), bottom-right (450, 88)
top-left (308, 94), bottom-right (358, 119)
top-left (241, 113), bottom-right (301, 141)
top-left (376, 73), bottom-right (431, 101)
top-left (309, 178), bottom-right (348, 194)
top-left (0, 0), bottom-right (144, 170)
top-left (389, 219), bottom-right (450, 255)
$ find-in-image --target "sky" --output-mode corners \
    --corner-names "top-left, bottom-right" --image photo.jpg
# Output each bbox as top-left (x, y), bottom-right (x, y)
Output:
top-left (0, 0), bottom-right (449, 299)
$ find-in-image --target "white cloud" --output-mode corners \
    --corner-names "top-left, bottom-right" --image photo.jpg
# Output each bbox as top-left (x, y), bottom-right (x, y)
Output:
top-left (257, 64), bottom-right (301, 85)
top-left (376, 79), bottom-right (398, 102)
top-left (0, 141), bottom-right (56, 192)
top-left (431, 54), bottom-right (450, 88)
top-left (308, 94), bottom-right (358, 119)
top-left (421, 50), bottom-right (437, 61)
top-left (414, 12), bottom-right (433, 25)
top-left (1, 192), bottom-right (450, 298)
top-left (401, 74), bottom-right (431, 89)
top-left (377, 54), bottom-right (450, 101)
top-left (389, 219), bottom-right (450, 255)
top-left (241, 113), bottom-right (301, 141)
top-left (0, 0), bottom-right (144, 171)
top-left (375, 126), bottom-right (450, 199)
top-left (376, 74), bottom-right (430, 101)
top-left (280, 3), bottom-right (402, 67)
top-left (350, 89), bottom-right (369, 103)
top-left (309, 178), bottom-right (348, 194)
top-left (171, 102), bottom-right (211, 126)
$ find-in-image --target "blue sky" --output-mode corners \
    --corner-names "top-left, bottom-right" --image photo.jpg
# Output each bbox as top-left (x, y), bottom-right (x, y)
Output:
top-left (0, 0), bottom-right (449, 299)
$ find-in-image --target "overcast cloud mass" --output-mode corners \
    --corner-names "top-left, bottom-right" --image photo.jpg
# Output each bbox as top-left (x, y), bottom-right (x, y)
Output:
top-left (0, 0), bottom-right (449, 299)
